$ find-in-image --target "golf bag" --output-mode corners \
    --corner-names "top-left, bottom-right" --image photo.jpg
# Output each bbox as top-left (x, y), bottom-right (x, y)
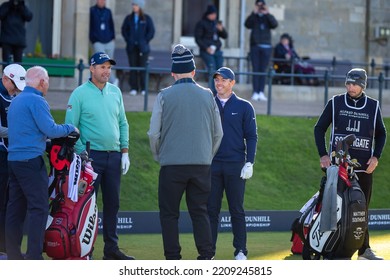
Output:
top-left (292, 134), bottom-right (368, 260)
top-left (290, 176), bottom-right (325, 255)
top-left (44, 133), bottom-right (98, 260)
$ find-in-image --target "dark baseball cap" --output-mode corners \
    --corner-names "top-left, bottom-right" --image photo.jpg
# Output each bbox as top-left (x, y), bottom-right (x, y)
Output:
top-left (90, 52), bottom-right (116, 66)
top-left (213, 67), bottom-right (235, 80)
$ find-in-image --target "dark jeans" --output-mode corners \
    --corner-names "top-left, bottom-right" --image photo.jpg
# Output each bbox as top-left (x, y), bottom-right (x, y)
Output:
top-left (250, 45), bottom-right (272, 93)
top-left (158, 165), bottom-right (213, 260)
top-left (6, 156), bottom-right (48, 260)
top-left (356, 172), bottom-right (372, 255)
top-left (1, 43), bottom-right (24, 66)
top-left (200, 50), bottom-right (224, 94)
top-left (127, 46), bottom-right (149, 91)
top-left (208, 161), bottom-right (247, 256)
top-left (89, 150), bottom-right (121, 255)
top-left (0, 151), bottom-right (9, 252)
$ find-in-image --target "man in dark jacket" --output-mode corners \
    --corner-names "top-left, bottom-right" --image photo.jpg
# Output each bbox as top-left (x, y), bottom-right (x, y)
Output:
top-left (195, 4), bottom-right (228, 94)
top-left (207, 67), bottom-right (258, 260)
top-left (314, 68), bottom-right (387, 260)
top-left (0, 64), bottom-right (25, 257)
top-left (0, 0), bottom-right (33, 66)
top-left (89, 0), bottom-right (118, 85)
top-left (245, 0), bottom-right (278, 102)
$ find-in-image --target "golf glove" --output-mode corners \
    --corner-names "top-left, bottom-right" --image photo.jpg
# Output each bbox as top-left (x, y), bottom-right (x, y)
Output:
top-left (240, 162), bottom-right (253, 180)
top-left (121, 153), bottom-right (130, 175)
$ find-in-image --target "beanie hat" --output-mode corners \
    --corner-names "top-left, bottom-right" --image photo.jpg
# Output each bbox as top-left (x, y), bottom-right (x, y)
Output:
top-left (132, 0), bottom-right (145, 9)
top-left (256, 0), bottom-right (266, 5)
top-left (171, 44), bottom-right (196, 74)
top-left (345, 68), bottom-right (367, 89)
top-left (205, 4), bottom-right (217, 16)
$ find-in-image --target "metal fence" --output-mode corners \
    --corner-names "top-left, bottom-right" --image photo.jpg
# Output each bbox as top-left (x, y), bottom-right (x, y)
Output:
top-left (3, 57), bottom-right (389, 113)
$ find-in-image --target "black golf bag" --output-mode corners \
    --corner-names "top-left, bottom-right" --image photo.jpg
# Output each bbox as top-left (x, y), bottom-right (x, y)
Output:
top-left (292, 134), bottom-right (368, 260)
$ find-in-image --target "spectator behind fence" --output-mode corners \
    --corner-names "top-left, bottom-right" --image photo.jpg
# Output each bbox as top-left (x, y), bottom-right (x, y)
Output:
top-left (0, 64), bottom-right (26, 257)
top-left (6, 66), bottom-right (77, 260)
top-left (0, 0), bottom-right (33, 66)
top-left (121, 0), bottom-right (155, 96)
top-left (147, 44), bottom-right (223, 260)
top-left (273, 33), bottom-right (317, 85)
top-left (194, 4), bottom-right (228, 94)
top-left (245, 0), bottom-right (278, 102)
top-left (89, 0), bottom-right (118, 86)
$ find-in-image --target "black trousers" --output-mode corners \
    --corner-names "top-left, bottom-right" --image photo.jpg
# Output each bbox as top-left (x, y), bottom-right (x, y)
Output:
top-left (127, 46), bottom-right (148, 91)
top-left (355, 172), bottom-right (373, 255)
top-left (158, 165), bottom-right (213, 260)
top-left (6, 156), bottom-right (48, 260)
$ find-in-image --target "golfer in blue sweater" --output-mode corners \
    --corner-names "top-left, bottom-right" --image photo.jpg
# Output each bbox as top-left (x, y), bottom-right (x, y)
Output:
top-left (208, 67), bottom-right (258, 260)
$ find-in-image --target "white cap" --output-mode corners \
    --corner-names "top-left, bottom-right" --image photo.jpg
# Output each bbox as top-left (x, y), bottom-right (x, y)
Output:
top-left (3, 64), bottom-right (26, 91)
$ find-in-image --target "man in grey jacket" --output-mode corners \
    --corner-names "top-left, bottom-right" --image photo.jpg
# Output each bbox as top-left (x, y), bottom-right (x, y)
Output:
top-left (148, 44), bottom-right (223, 260)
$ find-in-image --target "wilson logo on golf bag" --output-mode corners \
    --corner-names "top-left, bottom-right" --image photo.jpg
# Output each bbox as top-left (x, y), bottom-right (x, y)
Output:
top-left (44, 185), bottom-right (98, 259)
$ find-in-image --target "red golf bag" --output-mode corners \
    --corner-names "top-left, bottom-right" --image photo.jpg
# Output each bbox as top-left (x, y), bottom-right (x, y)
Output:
top-left (44, 133), bottom-right (98, 260)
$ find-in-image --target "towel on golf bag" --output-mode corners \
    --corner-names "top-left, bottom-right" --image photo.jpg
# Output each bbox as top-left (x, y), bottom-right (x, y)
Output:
top-left (319, 165), bottom-right (338, 232)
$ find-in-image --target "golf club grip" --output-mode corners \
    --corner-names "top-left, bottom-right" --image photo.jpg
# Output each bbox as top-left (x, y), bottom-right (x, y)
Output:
top-left (86, 141), bottom-right (90, 155)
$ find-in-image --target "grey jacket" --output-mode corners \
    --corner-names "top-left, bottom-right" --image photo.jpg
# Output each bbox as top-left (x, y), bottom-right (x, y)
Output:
top-left (148, 78), bottom-right (223, 166)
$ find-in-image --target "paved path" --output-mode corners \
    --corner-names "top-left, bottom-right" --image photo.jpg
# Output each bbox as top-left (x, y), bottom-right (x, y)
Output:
top-left (46, 90), bottom-right (390, 118)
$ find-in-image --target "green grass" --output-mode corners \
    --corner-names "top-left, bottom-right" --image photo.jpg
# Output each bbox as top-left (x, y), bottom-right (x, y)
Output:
top-left (42, 111), bottom-right (390, 260)
top-left (87, 231), bottom-right (390, 260)
top-left (51, 111), bottom-right (390, 211)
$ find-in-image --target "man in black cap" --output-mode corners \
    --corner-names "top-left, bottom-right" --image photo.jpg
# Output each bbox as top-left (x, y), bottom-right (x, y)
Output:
top-left (314, 68), bottom-right (387, 260)
top-left (65, 52), bottom-right (133, 260)
top-left (148, 44), bottom-right (223, 260)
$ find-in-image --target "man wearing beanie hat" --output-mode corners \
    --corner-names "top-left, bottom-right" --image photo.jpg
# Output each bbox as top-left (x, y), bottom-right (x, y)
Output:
top-left (0, 63), bottom-right (26, 255)
top-left (195, 4), bottom-right (228, 93)
top-left (208, 67), bottom-right (258, 260)
top-left (314, 67), bottom-right (387, 260)
top-left (148, 44), bottom-right (223, 260)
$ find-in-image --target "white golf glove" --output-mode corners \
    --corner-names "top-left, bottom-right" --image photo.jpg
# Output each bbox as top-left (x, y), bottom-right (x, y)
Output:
top-left (121, 152), bottom-right (130, 175)
top-left (240, 162), bottom-right (253, 180)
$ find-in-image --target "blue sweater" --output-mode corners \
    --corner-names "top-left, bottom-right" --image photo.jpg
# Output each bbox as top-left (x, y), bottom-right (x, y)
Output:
top-left (7, 86), bottom-right (75, 161)
top-left (213, 93), bottom-right (258, 163)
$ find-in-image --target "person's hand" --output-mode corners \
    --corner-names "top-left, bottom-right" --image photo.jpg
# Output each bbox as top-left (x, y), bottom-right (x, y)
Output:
top-left (259, 4), bottom-right (269, 14)
top-left (366, 156), bottom-right (378, 174)
top-left (216, 21), bottom-right (223, 31)
top-left (240, 162), bottom-right (253, 180)
top-left (320, 155), bottom-right (331, 169)
top-left (121, 152), bottom-right (130, 175)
